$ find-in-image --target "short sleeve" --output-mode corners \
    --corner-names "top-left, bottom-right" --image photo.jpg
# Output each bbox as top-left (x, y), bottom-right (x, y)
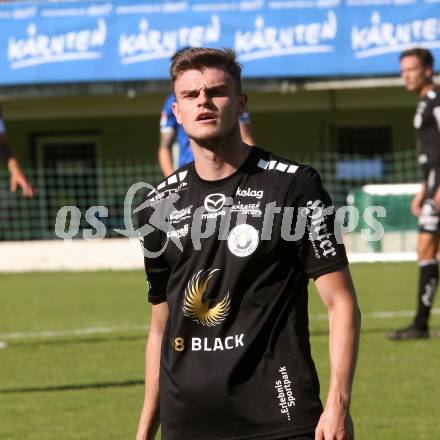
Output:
top-left (138, 195), bottom-right (170, 304)
top-left (160, 95), bottom-right (178, 133)
top-left (289, 166), bottom-right (348, 279)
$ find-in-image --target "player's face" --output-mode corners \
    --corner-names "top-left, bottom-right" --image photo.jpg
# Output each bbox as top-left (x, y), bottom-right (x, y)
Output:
top-left (400, 55), bottom-right (432, 93)
top-left (172, 67), bottom-right (246, 145)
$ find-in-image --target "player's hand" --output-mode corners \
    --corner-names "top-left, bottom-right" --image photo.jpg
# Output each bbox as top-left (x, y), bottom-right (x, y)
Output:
top-left (411, 193), bottom-right (423, 217)
top-left (433, 192), bottom-right (440, 212)
top-left (315, 407), bottom-right (354, 440)
top-left (10, 168), bottom-right (36, 198)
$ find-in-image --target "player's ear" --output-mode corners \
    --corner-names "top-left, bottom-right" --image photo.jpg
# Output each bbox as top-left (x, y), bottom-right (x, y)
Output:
top-left (237, 93), bottom-right (248, 117)
top-left (172, 101), bottom-right (182, 124)
top-left (425, 65), bottom-right (433, 80)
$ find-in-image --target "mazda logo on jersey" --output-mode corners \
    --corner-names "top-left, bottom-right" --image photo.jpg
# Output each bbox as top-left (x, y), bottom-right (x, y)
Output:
top-left (204, 193), bottom-right (226, 212)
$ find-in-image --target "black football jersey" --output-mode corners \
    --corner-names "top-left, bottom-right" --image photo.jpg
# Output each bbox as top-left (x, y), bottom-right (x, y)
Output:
top-left (414, 87), bottom-right (440, 181)
top-left (139, 147), bottom-right (348, 440)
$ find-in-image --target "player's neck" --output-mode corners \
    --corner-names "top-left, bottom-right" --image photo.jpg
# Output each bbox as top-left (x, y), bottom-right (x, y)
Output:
top-left (192, 132), bottom-right (251, 181)
top-left (418, 82), bottom-right (435, 98)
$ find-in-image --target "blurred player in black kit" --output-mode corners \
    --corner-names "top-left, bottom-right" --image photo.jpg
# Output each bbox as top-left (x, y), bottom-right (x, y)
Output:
top-left (388, 48), bottom-right (440, 340)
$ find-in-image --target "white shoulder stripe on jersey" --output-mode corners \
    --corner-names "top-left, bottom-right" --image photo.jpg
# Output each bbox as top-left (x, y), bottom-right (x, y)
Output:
top-left (257, 158), bottom-right (297, 174)
top-left (168, 174), bottom-right (178, 185)
top-left (276, 162), bottom-right (288, 172)
top-left (257, 159), bottom-right (269, 169)
top-left (178, 170), bottom-right (188, 181)
top-left (146, 169), bottom-right (188, 197)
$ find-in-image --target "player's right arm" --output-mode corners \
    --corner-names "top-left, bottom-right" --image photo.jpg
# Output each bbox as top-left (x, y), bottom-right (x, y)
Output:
top-left (136, 302), bottom-right (168, 440)
top-left (412, 181), bottom-right (426, 216)
top-left (137, 192), bottom-right (171, 439)
top-left (158, 130), bottom-right (176, 178)
top-left (0, 126), bottom-right (35, 197)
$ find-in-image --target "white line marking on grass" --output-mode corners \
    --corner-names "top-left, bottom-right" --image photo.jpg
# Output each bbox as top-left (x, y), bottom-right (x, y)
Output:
top-left (0, 341), bottom-right (7, 349)
top-left (0, 325), bottom-right (149, 341)
top-left (311, 308), bottom-right (440, 321)
top-left (1, 308), bottom-right (440, 341)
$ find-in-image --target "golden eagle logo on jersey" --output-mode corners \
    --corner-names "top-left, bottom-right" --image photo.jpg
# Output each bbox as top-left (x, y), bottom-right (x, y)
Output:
top-left (182, 269), bottom-right (230, 327)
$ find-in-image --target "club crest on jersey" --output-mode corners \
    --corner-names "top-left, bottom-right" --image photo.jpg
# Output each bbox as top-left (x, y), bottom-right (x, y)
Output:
top-left (182, 269), bottom-right (230, 327)
top-left (227, 224), bottom-right (259, 257)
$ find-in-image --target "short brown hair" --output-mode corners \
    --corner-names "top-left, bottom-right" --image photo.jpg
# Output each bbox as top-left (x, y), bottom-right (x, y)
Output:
top-left (400, 47), bottom-right (434, 69)
top-left (170, 47), bottom-right (243, 94)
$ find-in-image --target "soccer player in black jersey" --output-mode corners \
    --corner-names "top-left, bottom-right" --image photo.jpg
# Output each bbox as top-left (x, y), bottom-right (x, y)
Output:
top-left (136, 48), bottom-right (361, 440)
top-left (388, 49), bottom-right (440, 340)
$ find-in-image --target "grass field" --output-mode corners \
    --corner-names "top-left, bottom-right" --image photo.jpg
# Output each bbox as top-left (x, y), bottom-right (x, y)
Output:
top-left (1, 263), bottom-right (439, 440)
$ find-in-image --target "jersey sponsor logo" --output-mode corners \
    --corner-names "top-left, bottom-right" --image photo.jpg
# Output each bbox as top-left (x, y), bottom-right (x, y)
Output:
top-left (167, 224), bottom-right (189, 239)
top-left (204, 193), bottom-right (226, 212)
top-left (227, 224), bottom-right (259, 257)
top-left (172, 334), bottom-right (245, 352)
top-left (274, 366), bottom-right (295, 422)
top-left (202, 210), bottom-right (226, 219)
top-left (236, 187), bottom-right (264, 199)
top-left (230, 202), bottom-right (262, 216)
top-left (306, 200), bottom-right (337, 258)
top-left (191, 334), bottom-right (244, 351)
top-left (169, 205), bottom-right (193, 223)
top-left (182, 269), bottom-right (230, 327)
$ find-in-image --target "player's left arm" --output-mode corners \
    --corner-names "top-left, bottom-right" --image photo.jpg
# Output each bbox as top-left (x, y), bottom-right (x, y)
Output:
top-left (314, 266), bottom-right (361, 440)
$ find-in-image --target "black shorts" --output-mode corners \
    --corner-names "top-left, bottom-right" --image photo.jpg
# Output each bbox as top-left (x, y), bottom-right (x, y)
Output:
top-left (419, 168), bottom-right (440, 234)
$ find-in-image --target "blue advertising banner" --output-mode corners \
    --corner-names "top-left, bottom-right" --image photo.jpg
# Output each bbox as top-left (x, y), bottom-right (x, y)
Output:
top-left (0, 0), bottom-right (439, 86)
